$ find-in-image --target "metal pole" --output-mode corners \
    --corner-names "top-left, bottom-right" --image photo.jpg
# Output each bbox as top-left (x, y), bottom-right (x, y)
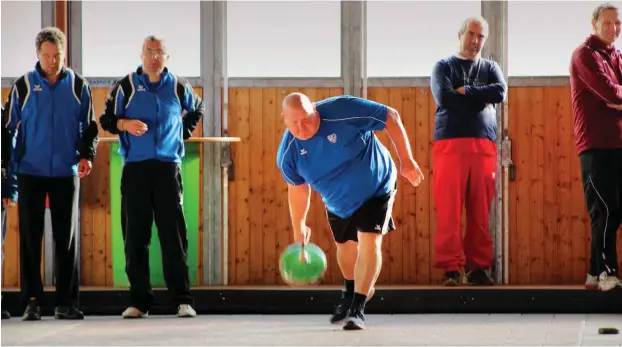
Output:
top-left (482, 0), bottom-right (508, 284)
top-left (361, 0), bottom-right (367, 99)
top-left (220, 0), bottom-right (230, 286)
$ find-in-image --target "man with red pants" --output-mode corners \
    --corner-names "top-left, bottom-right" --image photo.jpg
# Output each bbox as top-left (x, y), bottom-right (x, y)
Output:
top-left (430, 16), bottom-right (507, 286)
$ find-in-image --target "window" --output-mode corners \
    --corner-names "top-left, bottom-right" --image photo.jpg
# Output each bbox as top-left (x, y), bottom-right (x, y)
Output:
top-left (81, 1), bottom-right (201, 77)
top-left (227, 1), bottom-right (341, 78)
top-left (508, 1), bottom-right (622, 76)
top-left (1, 1), bottom-right (42, 77)
top-left (366, 0), bottom-right (482, 77)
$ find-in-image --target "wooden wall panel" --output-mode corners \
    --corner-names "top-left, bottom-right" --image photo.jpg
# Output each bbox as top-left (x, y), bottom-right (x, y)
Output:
top-left (226, 87), bottom-right (445, 285)
top-left (2, 83), bottom-right (621, 287)
top-left (508, 86), bottom-right (622, 284)
top-left (227, 86), bottom-right (621, 286)
top-left (227, 88), bottom-right (345, 285)
top-left (366, 88), bottom-right (443, 285)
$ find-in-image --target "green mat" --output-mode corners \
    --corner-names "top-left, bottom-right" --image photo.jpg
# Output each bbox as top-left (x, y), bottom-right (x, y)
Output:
top-left (110, 142), bottom-right (200, 287)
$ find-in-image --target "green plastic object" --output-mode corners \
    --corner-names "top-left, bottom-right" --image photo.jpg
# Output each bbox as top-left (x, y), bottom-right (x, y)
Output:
top-left (110, 142), bottom-right (199, 287)
top-left (279, 243), bottom-right (327, 285)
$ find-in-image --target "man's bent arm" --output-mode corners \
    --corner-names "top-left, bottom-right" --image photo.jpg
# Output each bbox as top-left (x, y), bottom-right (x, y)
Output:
top-left (384, 107), bottom-right (416, 167)
top-left (573, 49), bottom-right (622, 104)
top-left (464, 62), bottom-right (507, 104)
top-left (287, 182), bottom-right (311, 243)
top-left (430, 61), bottom-right (484, 114)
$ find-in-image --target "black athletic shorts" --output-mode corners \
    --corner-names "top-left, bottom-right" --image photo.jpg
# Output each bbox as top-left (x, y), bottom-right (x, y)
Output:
top-left (326, 187), bottom-right (397, 244)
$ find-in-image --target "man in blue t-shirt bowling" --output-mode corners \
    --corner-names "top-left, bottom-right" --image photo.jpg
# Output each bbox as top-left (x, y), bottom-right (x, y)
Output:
top-left (276, 93), bottom-right (424, 330)
top-left (430, 16), bottom-right (507, 286)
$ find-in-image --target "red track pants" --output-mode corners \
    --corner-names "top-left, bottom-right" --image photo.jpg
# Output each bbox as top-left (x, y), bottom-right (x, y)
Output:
top-left (433, 138), bottom-right (496, 272)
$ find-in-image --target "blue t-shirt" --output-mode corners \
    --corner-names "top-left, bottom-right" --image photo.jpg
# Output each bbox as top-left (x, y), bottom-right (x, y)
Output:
top-left (276, 95), bottom-right (397, 219)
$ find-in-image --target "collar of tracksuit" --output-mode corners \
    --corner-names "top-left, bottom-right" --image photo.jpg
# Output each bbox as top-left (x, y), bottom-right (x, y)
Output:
top-left (135, 65), bottom-right (171, 92)
top-left (33, 61), bottom-right (69, 83)
top-left (586, 34), bottom-right (618, 55)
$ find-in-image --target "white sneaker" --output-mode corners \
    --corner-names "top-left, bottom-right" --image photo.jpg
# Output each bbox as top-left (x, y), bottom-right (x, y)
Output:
top-left (122, 306), bottom-right (147, 319)
top-left (598, 272), bottom-right (622, 292)
top-left (585, 273), bottom-right (599, 289)
top-left (177, 304), bottom-right (196, 318)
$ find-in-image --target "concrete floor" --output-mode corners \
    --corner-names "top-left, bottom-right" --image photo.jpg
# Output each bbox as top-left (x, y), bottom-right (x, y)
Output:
top-left (1, 314), bottom-right (621, 346)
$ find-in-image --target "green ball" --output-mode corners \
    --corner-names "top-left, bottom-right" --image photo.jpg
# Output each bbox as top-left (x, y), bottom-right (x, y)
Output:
top-left (279, 243), bottom-right (327, 285)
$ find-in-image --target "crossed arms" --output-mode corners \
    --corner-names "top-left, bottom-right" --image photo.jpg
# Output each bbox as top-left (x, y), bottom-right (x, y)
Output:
top-left (572, 48), bottom-right (622, 110)
top-left (430, 60), bottom-right (507, 113)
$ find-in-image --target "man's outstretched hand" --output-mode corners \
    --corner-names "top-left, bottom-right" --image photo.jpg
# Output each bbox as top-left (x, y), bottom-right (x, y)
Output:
top-left (401, 159), bottom-right (424, 187)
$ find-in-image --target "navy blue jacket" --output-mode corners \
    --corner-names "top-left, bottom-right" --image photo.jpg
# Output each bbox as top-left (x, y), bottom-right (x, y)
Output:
top-left (1, 106), bottom-right (18, 202)
top-left (99, 66), bottom-right (205, 163)
top-left (1, 166), bottom-right (18, 202)
top-left (430, 56), bottom-right (507, 143)
top-left (2, 63), bottom-right (99, 177)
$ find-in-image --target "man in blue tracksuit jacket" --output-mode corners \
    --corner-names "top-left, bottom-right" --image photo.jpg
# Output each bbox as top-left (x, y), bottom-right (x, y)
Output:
top-left (99, 35), bottom-right (205, 319)
top-left (1, 27), bottom-right (99, 321)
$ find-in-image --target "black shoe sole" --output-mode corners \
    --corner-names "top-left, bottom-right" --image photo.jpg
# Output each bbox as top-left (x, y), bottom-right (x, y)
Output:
top-left (330, 315), bottom-right (347, 324)
top-left (467, 280), bottom-right (495, 286)
top-left (343, 320), bottom-right (365, 330)
top-left (443, 279), bottom-right (459, 286)
top-left (22, 315), bottom-right (41, 321)
top-left (54, 314), bottom-right (84, 320)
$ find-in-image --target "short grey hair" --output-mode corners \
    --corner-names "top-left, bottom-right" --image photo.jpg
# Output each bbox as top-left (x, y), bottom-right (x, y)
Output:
top-left (593, 2), bottom-right (618, 21)
top-left (459, 16), bottom-right (489, 36)
top-left (35, 26), bottom-right (66, 53)
top-left (142, 35), bottom-right (167, 53)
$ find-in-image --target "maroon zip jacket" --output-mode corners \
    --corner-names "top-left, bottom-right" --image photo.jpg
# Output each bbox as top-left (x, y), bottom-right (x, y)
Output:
top-left (569, 34), bottom-right (622, 154)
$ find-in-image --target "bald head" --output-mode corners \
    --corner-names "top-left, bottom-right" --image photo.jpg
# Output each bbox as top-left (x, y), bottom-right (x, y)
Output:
top-left (281, 92), bottom-right (321, 140)
top-left (282, 92), bottom-right (314, 113)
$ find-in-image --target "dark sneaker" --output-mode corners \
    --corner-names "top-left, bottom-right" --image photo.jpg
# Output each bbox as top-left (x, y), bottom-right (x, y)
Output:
top-left (2, 310), bottom-right (10, 319)
top-left (54, 306), bottom-right (84, 320)
top-left (466, 269), bottom-right (495, 286)
top-left (443, 271), bottom-right (461, 286)
top-left (343, 308), bottom-right (365, 330)
top-left (329, 290), bottom-right (352, 324)
top-left (22, 298), bottom-right (41, 321)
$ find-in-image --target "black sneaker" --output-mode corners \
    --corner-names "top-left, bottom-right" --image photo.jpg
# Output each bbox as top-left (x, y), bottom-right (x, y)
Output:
top-left (22, 298), bottom-right (41, 321)
top-left (2, 310), bottom-right (10, 319)
top-left (465, 269), bottom-right (495, 286)
top-left (343, 307), bottom-right (365, 330)
top-left (54, 306), bottom-right (84, 320)
top-left (443, 271), bottom-right (461, 286)
top-left (329, 290), bottom-right (352, 324)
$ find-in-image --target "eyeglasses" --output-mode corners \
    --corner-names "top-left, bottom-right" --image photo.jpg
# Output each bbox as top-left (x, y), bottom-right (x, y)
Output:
top-left (143, 49), bottom-right (167, 57)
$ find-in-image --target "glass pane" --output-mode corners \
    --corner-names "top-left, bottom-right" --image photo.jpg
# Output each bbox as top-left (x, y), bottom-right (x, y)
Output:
top-left (1, 1), bottom-right (42, 77)
top-left (82, 1), bottom-right (201, 77)
top-left (227, 1), bottom-right (341, 77)
top-left (367, 0), bottom-right (482, 77)
top-left (508, 1), bottom-right (622, 76)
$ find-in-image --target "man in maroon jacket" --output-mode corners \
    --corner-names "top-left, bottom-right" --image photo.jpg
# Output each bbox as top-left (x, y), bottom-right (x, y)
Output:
top-left (569, 2), bottom-right (622, 292)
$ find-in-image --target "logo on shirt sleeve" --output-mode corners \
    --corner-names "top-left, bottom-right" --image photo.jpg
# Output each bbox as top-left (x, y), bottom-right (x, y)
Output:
top-left (327, 133), bottom-right (337, 143)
